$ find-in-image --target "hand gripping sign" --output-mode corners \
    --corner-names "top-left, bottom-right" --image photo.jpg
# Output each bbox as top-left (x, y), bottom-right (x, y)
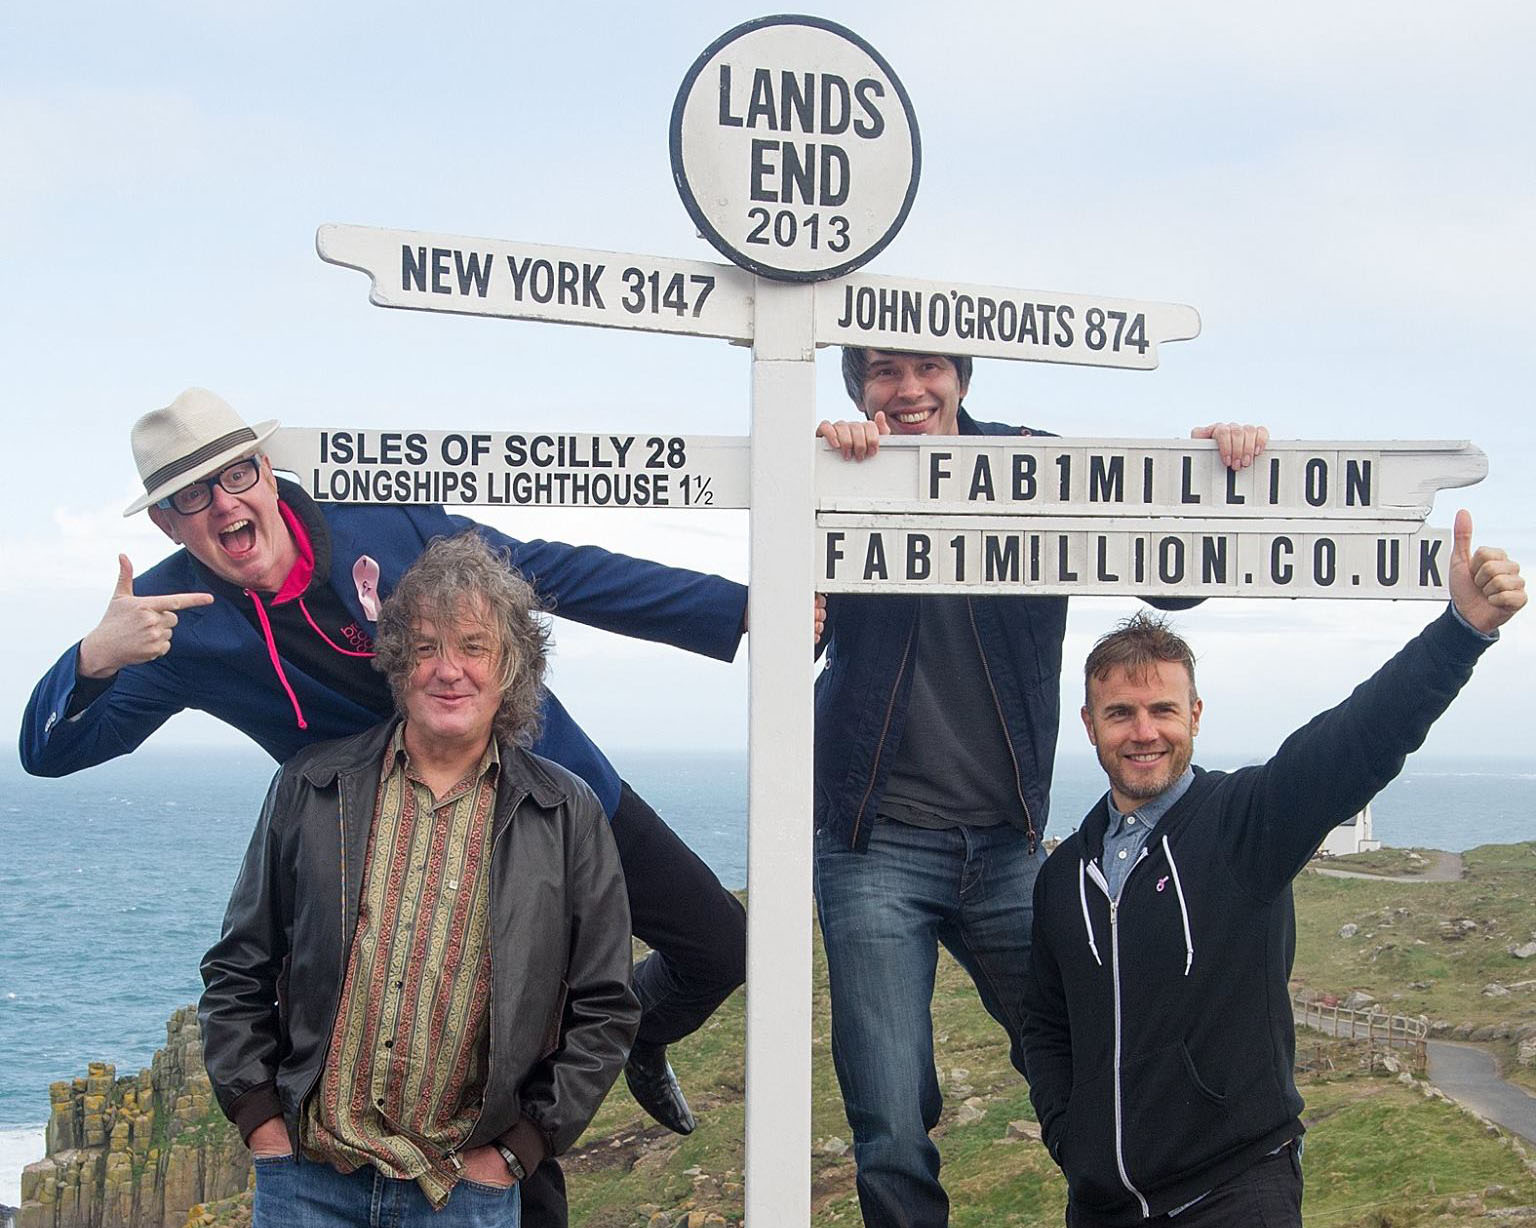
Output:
top-left (297, 16), bottom-right (1489, 1226)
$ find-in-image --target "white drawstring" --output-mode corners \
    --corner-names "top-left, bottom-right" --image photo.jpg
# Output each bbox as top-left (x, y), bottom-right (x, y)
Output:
top-left (1162, 834), bottom-right (1194, 975)
top-left (1078, 860), bottom-right (1102, 967)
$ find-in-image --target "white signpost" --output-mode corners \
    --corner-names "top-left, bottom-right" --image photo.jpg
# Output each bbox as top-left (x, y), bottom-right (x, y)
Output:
top-left (300, 15), bottom-right (1483, 1225)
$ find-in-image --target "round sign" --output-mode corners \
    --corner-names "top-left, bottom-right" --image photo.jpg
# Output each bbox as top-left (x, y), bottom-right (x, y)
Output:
top-left (670, 15), bottom-right (921, 282)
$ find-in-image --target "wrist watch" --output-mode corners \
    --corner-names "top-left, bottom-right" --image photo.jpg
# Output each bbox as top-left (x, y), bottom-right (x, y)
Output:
top-left (494, 1143), bottom-right (527, 1182)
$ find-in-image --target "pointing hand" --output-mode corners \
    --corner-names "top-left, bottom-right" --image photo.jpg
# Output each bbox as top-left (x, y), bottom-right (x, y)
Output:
top-left (76, 555), bottom-right (216, 679)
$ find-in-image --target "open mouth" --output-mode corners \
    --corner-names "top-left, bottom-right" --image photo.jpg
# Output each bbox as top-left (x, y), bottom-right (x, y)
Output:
top-left (1125, 751), bottom-right (1167, 765)
top-left (218, 519), bottom-right (257, 558)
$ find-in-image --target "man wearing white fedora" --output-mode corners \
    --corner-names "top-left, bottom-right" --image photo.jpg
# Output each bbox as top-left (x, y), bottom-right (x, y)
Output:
top-left (22, 387), bottom-right (751, 1228)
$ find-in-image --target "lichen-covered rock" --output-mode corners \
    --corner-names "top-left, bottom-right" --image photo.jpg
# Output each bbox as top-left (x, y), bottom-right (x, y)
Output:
top-left (19, 1006), bottom-right (250, 1228)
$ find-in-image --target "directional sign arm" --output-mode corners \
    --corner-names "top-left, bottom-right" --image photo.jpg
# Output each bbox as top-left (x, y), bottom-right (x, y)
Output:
top-left (816, 515), bottom-right (1456, 598)
top-left (813, 437), bottom-right (1487, 520)
top-left (316, 223), bottom-right (757, 343)
top-left (816, 273), bottom-right (1200, 370)
top-left (266, 428), bottom-right (752, 509)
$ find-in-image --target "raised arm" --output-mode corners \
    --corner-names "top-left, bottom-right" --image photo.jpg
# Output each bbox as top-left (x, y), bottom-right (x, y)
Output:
top-left (456, 517), bottom-right (747, 663)
top-left (1224, 510), bottom-right (1522, 896)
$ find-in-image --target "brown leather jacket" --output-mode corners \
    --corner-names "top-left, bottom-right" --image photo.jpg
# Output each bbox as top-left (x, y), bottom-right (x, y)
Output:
top-left (198, 718), bottom-right (639, 1172)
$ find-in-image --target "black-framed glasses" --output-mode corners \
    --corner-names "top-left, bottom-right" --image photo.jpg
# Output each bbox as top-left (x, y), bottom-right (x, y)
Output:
top-left (156, 456), bottom-right (264, 515)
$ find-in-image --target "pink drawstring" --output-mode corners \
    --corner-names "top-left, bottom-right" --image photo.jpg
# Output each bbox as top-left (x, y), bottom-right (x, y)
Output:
top-left (299, 597), bottom-right (375, 658)
top-left (247, 589), bottom-right (308, 731)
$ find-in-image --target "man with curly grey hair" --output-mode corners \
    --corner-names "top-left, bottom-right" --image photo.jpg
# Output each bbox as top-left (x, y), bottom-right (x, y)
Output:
top-left (200, 532), bottom-right (639, 1228)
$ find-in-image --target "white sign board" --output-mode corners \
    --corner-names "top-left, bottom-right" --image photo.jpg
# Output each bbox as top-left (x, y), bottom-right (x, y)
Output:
top-left (315, 225), bottom-right (755, 342)
top-left (267, 428), bottom-right (749, 508)
top-left (816, 271), bottom-right (1200, 370)
top-left (671, 15), bottom-right (920, 281)
top-left (817, 516), bottom-right (1454, 597)
top-left (814, 438), bottom-right (1488, 519)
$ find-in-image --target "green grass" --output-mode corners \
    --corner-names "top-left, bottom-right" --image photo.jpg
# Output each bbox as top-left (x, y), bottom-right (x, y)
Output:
top-left (556, 861), bottom-right (1536, 1226)
top-left (1292, 843), bottom-right (1536, 1094)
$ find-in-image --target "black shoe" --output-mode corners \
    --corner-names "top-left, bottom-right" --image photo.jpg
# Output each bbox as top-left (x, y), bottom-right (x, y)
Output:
top-left (624, 1042), bottom-right (697, 1135)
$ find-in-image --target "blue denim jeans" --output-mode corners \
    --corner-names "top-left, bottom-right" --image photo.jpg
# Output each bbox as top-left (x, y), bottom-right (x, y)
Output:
top-left (252, 1153), bottom-right (522, 1228)
top-left (814, 819), bottom-right (1043, 1228)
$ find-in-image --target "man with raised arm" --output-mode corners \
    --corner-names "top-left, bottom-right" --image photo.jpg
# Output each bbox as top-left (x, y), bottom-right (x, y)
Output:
top-left (200, 532), bottom-right (639, 1228)
top-left (812, 346), bottom-right (1268, 1228)
top-left (1023, 512), bottom-right (1523, 1226)
top-left (21, 388), bottom-right (746, 1226)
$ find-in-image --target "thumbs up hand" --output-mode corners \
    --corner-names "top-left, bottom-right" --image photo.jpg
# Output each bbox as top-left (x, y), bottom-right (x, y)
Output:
top-left (1449, 510), bottom-right (1526, 635)
top-left (76, 555), bottom-right (216, 679)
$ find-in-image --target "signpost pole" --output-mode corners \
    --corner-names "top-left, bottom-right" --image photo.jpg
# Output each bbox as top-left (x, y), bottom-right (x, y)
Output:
top-left (744, 277), bottom-right (817, 1225)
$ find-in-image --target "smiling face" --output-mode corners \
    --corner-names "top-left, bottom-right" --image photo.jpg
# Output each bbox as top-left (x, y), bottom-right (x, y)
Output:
top-left (401, 602), bottom-right (506, 759)
top-left (147, 455), bottom-right (298, 593)
top-left (1082, 659), bottom-right (1202, 813)
top-left (858, 350), bottom-right (968, 436)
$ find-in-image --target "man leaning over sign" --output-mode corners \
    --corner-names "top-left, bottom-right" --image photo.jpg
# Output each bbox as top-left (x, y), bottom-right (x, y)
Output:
top-left (200, 532), bottom-right (638, 1228)
top-left (1024, 514), bottom-right (1523, 1226)
top-left (811, 346), bottom-right (1268, 1228)
top-left (20, 388), bottom-right (747, 1228)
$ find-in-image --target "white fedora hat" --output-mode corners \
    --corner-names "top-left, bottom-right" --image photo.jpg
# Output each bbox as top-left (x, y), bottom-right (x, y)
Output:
top-left (124, 388), bottom-right (280, 516)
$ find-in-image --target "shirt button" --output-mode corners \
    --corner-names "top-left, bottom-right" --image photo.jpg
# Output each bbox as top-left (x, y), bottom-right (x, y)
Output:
top-left (384, 1039), bottom-right (394, 1049)
top-left (1126, 816), bottom-right (1138, 826)
top-left (1117, 849), bottom-right (1128, 860)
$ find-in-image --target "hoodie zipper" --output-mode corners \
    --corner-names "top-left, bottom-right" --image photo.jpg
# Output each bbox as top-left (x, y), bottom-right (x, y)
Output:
top-left (966, 598), bottom-right (1036, 852)
top-left (848, 618), bottom-right (916, 849)
top-left (1086, 856), bottom-right (1151, 1218)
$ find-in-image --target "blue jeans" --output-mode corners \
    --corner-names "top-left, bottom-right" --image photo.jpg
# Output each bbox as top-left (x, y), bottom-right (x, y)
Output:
top-left (252, 1153), bottom-right (522, 1228)
top-left (814, 820), bottom-right (1043, 1228)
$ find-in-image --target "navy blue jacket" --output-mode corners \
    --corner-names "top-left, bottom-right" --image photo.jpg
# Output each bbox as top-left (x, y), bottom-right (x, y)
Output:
top-left (815, 408), bottom-right (1064, 852)
top-left (20, 483), bottom-right (747, 816)
top-left (1022, 609), bottom-right (1493, 1224)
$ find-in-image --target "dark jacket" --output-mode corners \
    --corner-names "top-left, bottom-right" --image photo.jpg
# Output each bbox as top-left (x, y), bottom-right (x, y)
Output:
top-left (21, 483), bottom-right (747, 817)
top-left (198, 719), bottom-right (640, 1171)
top-left (814, 408), bottom-right (1064, 852)
top-left (1022, 609), bottom-right (1492, 1224)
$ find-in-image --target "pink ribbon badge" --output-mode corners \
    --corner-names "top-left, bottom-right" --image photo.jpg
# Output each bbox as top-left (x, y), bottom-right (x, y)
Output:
top-left (352, 555), bottom-right (382, 621)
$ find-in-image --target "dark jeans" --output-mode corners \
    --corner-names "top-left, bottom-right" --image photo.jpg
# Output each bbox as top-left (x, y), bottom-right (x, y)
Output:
top-left (1066, 1144), bottom-right (1303, 1228)
top-left (522, 780), bottom-right (747, 1228)
top-left (252, 1153), bottom-right (521, 1227)
top-left (815, 820), bottom-right (1043, 1228)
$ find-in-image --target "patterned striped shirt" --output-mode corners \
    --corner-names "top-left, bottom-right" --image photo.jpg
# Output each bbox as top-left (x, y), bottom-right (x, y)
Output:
top-left (302, 723), bottom-right (500, 1206)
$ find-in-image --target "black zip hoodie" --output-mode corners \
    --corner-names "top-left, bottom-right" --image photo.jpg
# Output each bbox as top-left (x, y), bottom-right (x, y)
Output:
top-left (1022, 608), bottom-right (1493, 1223)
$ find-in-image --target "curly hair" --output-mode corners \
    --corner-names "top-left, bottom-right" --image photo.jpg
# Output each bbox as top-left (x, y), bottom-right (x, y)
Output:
top-left (840, 346), bottom-right (973, 410)
top-left (1083, 610), bottom-right (1198, 706)
top-left (373, 532), bottom-right (550, 746)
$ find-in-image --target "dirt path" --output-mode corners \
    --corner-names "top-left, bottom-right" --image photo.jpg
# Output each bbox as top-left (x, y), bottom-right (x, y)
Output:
top-left (1309, 850), bottom-right (1464, 882)
top-left (1295, 1004), bottom-right (1536, 1145)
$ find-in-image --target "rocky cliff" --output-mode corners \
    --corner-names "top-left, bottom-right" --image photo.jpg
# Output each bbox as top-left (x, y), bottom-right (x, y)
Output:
top-left (19, 1006), bottom-right (249, 1228)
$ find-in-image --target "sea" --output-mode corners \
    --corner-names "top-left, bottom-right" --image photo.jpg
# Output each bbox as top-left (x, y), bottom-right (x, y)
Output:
top-left (2, 746), bottom-right (1533, 1206)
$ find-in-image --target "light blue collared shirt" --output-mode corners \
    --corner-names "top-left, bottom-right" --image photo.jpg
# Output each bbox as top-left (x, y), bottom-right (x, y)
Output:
top-left (1099, 767), bottom-right (1195, 899)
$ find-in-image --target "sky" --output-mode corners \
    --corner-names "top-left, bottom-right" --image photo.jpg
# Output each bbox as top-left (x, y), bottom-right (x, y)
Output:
top-left (3, 1), bottom-right (1534, 769)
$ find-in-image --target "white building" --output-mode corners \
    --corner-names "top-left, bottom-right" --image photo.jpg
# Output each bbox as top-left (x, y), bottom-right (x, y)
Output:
top-left (1317, 802), bottom-right (1382, 858)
